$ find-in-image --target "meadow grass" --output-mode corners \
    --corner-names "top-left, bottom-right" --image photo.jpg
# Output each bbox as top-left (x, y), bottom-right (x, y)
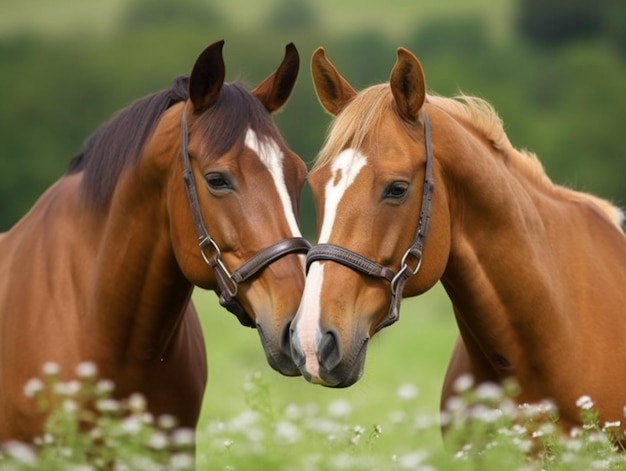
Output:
top-left (4, 287), bottom-right (626, 469)
top-left (4, 355), bottom-right (626, 470)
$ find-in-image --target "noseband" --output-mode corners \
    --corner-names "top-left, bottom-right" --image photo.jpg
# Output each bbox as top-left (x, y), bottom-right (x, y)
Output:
top-left (306, 112), bottom-right (434, 333)
top-left (180, 105), bottom-right (311, 327)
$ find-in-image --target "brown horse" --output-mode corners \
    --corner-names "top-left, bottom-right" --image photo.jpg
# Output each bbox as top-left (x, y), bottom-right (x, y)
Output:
top-left (290, 46), bottom-right (626, 432)
top-left (0, 40), bottom-right (310, 442)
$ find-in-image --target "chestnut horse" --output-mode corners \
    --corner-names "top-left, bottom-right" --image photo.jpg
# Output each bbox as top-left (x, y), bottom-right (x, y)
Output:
top-left (0, 40), bottom-right (310, 442)
top-left (290, 47), bottom-right (626, 431)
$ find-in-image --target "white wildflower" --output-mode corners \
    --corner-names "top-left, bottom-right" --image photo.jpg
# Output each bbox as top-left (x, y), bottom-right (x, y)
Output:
top-left (170, 453), bottom-right (194, 469)
top-left (445, 396), bottom-right (466, 413)
top-left (96, 398), bottom-right (120, 413)
top-left (396, 451), bottom-right (428, 469)
top-left (62, 399), bottom-right (78, 414)
top-left (227, 411), bottom-right (259, 431)
top-left (396, 383), bottom-right (419, 401)
top-left (603, 420), bottom-right (621, 430)
top-left (127, 393), bottom-right (147, 413)
top-left (148, 431), bottom-right (169, 450)
top-left (565, 438), bottom-right (583, 452)
top-left (141, 412), bottom-right (154, 425)
top-left (68, 465), bottom-right (95, 471)
top-left (42, 361), bottom-right (60, 376)
top-left (570, 426), bottom-right (584, 438)
top-left (475, 382), bottom-right (503, 402)
top-left (23, 378), bottom-right (44, 398)
top-left (327, 399), bottom-right (352, 417)
top-left (576, 395), bottom-right (594, 410)
top-left (284, 403), bottom-right (302, 420)
top-left (121, 416), bottom-right (143, 435)
top-left (158, 414), bottom-right (177, 430)
top-left (75, 362), bottom-right (98, 379)
top-left (453, 374), bottom-right (474, 393)
top-left (591, 459), bottom-right (611, 469)
top-left (2, 441), bottom-right (38, 465)
top-left (470, 405), bottom-right (502, 423)
top-left (95, 379), bottom-right (115, 394)
top-left (54, 380), bottom-right (81, 396)
top-left (171, 428), bottom-right (195, 447)
top-left (274, 420), bottom-right (301, 443)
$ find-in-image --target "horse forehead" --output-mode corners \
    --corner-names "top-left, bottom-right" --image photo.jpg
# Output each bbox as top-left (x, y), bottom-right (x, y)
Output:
top-left (311, 148), bottom-right (368, 189)
top-left (317, 148), bottom-right (368, 243)
top-left (244, 128), bottom-right (302, 236)
top-left (244, 128), bottom-right (282, 168)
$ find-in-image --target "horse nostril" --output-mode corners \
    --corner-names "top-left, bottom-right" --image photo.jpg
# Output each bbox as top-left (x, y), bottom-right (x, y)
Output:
top-left (279, 321), bottom-right (292, 358)
top-left (289, 327), bottom-right (305, 367)
top-left (318, 330), bottom-right (342, 371)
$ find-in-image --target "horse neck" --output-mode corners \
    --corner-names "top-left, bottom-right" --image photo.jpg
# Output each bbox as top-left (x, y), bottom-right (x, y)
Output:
top-left (435, 115), bottom-right (574, 381)
top-left (85, 116), bottom-right (194, 367)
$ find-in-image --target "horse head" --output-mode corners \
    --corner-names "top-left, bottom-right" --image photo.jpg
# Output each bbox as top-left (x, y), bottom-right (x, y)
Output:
top-left (290, 48), bottom-right (451, 387)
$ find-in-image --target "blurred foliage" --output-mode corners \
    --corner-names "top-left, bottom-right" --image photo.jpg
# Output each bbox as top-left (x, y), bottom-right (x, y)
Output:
top-left (516, 0), bottom-right (607, 46)
top-left (120, 0), bottom-right (224, 30)
top-left (0, 0), bottom-right (625, 237)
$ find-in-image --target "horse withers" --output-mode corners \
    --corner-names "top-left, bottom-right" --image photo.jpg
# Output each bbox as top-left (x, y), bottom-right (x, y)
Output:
top-left (0, 40), bottom-right (309, 442)
top-left (289, 46), bottom-right (626, 433)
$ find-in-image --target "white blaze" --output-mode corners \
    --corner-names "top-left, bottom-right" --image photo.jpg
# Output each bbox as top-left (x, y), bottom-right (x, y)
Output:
top-left (294, 149), bottom-right (367, 379)
top-left (244, 128), bottom-right (302, 238)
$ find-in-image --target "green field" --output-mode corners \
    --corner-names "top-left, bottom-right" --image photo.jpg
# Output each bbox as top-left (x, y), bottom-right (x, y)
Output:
top-left (194, 284), bottom-right (459, 464)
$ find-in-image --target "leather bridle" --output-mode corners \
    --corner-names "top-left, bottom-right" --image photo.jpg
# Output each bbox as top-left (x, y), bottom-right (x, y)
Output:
top-left (180, 105), bottom-right (311, 327)
top-left (306, 112), bottom-right (434, 333)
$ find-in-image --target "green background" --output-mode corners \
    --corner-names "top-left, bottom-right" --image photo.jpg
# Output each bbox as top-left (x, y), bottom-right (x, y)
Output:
top-left (1, 0), bottom-right (625, 463)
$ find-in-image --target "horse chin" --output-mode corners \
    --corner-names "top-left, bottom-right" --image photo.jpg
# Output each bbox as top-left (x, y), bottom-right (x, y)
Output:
top-left (256, 322), bottom-right (302, 377)
top-left (310, 338), bottom-right (368, 389)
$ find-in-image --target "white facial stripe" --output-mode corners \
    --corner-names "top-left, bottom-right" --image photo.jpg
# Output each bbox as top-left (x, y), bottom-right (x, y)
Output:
top-left (245, 128), bottom-right (302, 237)
top-left (319, 149), bottom-right (367, 243)
top-left (294, 148), bottom-right (367, 380)
top-left (295, 262), bottom-right (324, 379)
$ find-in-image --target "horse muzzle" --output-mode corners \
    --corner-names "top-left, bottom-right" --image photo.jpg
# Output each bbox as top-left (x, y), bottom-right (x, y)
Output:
top-left (290, 327), bottom-right (368, 388)
top-left (257, 319), bottom-right (302, 377)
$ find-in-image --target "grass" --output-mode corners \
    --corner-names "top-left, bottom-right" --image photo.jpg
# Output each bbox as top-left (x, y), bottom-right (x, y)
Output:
top-left (196, 283), bottom-right (457, 437)
top-left (6, 347), bottom-right (626, 470)
top-left (4, 286), bottom-right (626, 469)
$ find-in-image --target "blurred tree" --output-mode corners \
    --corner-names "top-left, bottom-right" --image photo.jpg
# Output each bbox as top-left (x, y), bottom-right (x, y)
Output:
top-left (604, 0), bottom-right (626, 57)
top-left (1, 4), bottom-right (625, 234)
top-left (265, 0), bottom-right (318, 31)
top-left (410, 16), bottom-right (489, 59)
top-left (120, 0), bottom-right (223, 30)
top-left (516, 0), bottom-right (607, 46)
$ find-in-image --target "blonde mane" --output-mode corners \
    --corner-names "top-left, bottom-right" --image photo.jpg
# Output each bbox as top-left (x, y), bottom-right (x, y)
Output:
top-left (314, 85), bottom-right (624, 230)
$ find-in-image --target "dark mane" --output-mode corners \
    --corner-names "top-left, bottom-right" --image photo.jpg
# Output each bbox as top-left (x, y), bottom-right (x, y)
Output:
top-left (194, 81), bottom-right (284, 160)
top-left (67, 76), bottom-right (190, 209)
top-left (67, 78), bottom-right (282, 210)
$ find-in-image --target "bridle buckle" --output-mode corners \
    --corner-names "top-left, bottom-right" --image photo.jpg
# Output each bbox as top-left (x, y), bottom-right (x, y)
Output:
top-left (198, 235), bottom-right (239, 297)
top-left (390, 248), bottom-right (423, 297)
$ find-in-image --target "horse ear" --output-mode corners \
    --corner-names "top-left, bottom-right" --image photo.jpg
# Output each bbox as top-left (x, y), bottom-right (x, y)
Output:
top-left (189, 40), bottom-right (226, 113)
top-left (251, 43), bottom-right (300, 113)
top-left (311, 47), bottom-right (356, 116)
top-left (389, 47), bottom-right (426, 123)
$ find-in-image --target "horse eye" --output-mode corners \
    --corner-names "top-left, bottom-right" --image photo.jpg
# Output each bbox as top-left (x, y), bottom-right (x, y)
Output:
top-left (384, 182), bottom-right (408, 200)
top-left (205, 173), bottom-right (232, 191)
